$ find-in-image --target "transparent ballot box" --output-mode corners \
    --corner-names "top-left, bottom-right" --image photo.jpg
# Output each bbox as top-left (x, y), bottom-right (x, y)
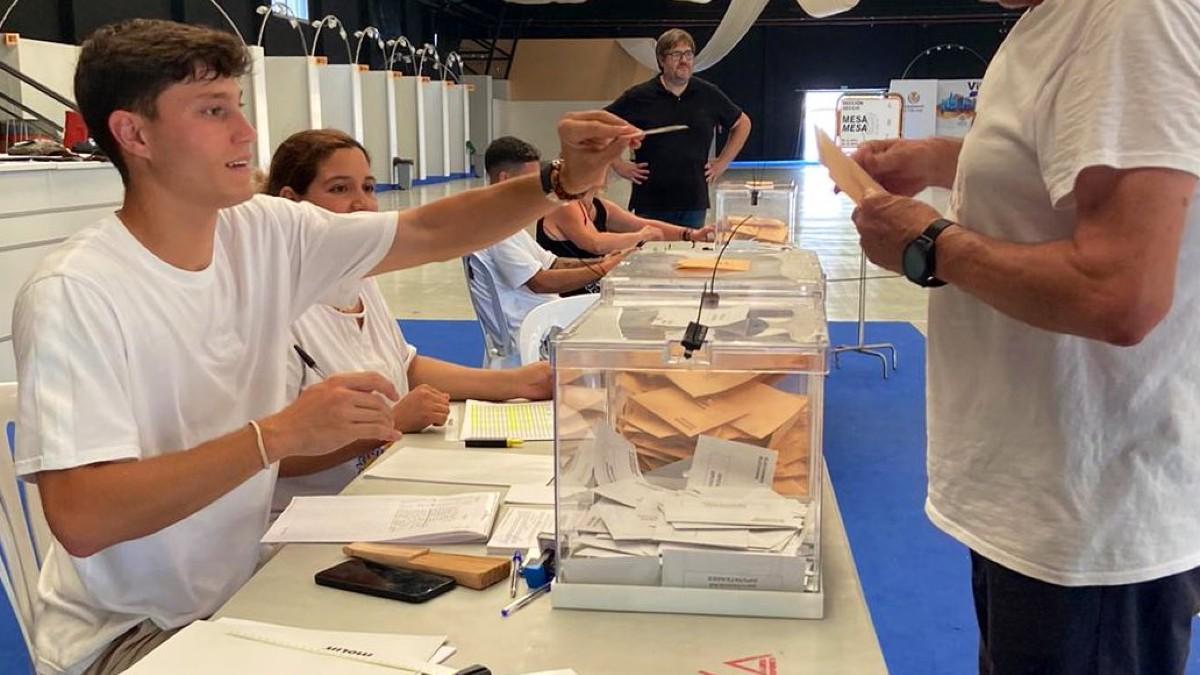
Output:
top-left (714, 180), bottom-right (798, 245)
top-left (601, 241), bottom-right (825, 301)
top-left (550, 297), bottom-right (828, 619)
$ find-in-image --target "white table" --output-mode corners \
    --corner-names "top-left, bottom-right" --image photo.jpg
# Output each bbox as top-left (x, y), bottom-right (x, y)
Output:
top-left (217, 404), bottom-right (886, 674)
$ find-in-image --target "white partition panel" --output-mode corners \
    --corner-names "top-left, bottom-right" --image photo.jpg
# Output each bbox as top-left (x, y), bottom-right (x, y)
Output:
top-left (392, 75), bottom-right (426, 180)
top-left (0, 163), bottom-right (123, 380)
top-left (318, 63), bottom-right (365, 142)
top-left (243, 46), bottom-right (272, 171)
top-left (360, 70), bottom-right (398, 185)
top-left (0, 35), bottom-right (79, 131)
top-left (447, 84), bottom-right (467, 176)
top-left (464, 75), bottom-right (493, 176)
top-left (492, 99), bottom-right (610, 162)
top-left (264, 56), bottom-right (322, 155)
top-left (421, 80), bottom-right (448, 179)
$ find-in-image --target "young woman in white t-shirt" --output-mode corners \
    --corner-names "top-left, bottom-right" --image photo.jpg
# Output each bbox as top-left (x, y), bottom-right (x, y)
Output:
top-left (265, 129), bottom-right (552, 513)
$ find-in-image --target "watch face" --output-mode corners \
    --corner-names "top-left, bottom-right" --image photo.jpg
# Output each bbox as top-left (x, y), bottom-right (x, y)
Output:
top-left (903, 241), bottom-right (931, 282)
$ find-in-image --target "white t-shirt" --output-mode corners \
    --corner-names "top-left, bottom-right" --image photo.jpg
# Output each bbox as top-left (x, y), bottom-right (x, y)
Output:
top-left (12, 195), bottom-right (395, 673)
top-left (474, 230), bottom-right (558, 337)
top-left (272, 278), bottom-right (417, 516)
top-left (927, 0), bottom-right (1200, 586)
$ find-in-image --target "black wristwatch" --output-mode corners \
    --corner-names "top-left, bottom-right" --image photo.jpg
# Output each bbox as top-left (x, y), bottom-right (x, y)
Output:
top-left (902, 218), bottom-right (956, 288)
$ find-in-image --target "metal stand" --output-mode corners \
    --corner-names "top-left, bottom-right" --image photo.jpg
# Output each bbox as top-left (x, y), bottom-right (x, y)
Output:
top-left (832, 247), bottom-right (898, 379)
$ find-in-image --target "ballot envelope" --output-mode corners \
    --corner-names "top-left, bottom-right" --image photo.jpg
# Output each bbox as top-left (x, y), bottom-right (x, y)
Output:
top-left (549, 285), bottom-right (829, 620)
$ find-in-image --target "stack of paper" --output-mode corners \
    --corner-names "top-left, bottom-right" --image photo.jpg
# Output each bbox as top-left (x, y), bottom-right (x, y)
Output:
top-left (364, 447), bottom-right (554, 487)
top-left (612, 370), bottom-right (811, 497)
top-left (262, 493), bottom-right (501, 545)
top-left (125, 618), bottom-right (454, 674)
top-left (567, 437), bottom-right (807, 560)
top-left (461, 399), bottom-right (553, 441)
top-left (485, 506), bottom-right (556, 556)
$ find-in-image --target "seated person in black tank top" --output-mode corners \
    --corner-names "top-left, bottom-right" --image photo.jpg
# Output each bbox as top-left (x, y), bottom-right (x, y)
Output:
top-left (536, 190), bottom-right (715, 261)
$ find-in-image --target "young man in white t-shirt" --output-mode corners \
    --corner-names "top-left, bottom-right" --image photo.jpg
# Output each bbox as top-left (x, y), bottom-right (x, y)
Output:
top-left (474, 136), bottom-right (626, 338)
top-left (849, 1), bottom-right (1200, 672)
top-left (12, 20), bottom-right (638, 675)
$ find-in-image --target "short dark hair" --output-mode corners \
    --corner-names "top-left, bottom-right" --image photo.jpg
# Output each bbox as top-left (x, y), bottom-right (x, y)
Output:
top-left (266, 129), bottom-right (371, 197)
top-left (656, 29), bottom-right (696, 69)
top-left (484, 136), bottom-right (540, 182)
top-left (74, 19), bottom-right (250, 185)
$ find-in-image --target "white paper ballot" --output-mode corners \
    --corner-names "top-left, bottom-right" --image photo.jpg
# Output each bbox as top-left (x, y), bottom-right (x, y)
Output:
top-left (592, 478), bottom-right (668, 508)
top-left (687, 436), bottom-right (779, 490)
top-left (365, 447), bottom-right (554, 487)
top-left (575, 534), bottom-right (659, 557)
top-left (652, 305), bottom-right (750, 329)
top-left (599, 503), bottom-right (663, 542)
top-left (262, 493), bottom-right (500, 544)
top-left (591, 425), bottom-right (643, 485)
top-left (661, 494), bottom-right (803, 529)
top-left (461, 399), bottom-right (553, 441)
top-left (654, 524), bottom-right (750, 550)
top-left (125, 619), bottom-right (451, 675)
top-left (661, 548), bottom-right (809, 592)
top-left (486, 507), bottom-right (556, 555)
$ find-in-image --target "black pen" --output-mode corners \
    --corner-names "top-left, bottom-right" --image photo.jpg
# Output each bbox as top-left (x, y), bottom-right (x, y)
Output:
top-left (292, 344), bottom-right (329, 380)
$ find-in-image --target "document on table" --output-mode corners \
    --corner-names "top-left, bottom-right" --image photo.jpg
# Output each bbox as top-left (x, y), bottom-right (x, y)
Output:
top-left (365, 447), bottom-right (554, 487)
top-left (262, 493), bottom-right (500, 545)
top-left (461, 399), bottom-right (553, 441)
top-left (486, 506), bottom-right (556, 555)
top-left (504, 482), bottom-right (555, 506)
top-left (124, 618), bottom-right (453, 675)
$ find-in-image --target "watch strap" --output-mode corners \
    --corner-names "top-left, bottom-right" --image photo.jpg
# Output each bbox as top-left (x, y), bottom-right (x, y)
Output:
top-left (914, 218), bottom-right (956, 288)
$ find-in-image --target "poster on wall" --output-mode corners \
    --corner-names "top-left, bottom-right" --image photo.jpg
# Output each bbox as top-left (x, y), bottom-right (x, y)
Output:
top-left (835, 94), bottom-right (903, 149)
top-left (888, 79), bottom-right (938, 140)
top-left (936, 79), bottom-right (982, 138)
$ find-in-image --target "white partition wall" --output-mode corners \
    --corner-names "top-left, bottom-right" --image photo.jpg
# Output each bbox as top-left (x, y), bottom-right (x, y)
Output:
top-left (264, 56), bottom-right (322, 155)
top-left (243, 46), bottom-right (272, 171)
top-left (447, 84), bottom-right (468, 177)
top-left (360, 70), bottom-right (398, 185)
top-left (493, 99), bottom-right (610, 163)
top-left (392, 75), bottom-right (426, 180)
top-left (0, 35), bottom-right (79, 131)
top-left (464, 75), bottom-right (494, 176)
top-left (421, 79), bottom-right (448, 179)
top-left (318, 63), bottom-right (365, 142)
top-left (0, 164), bottom-right (123, 380)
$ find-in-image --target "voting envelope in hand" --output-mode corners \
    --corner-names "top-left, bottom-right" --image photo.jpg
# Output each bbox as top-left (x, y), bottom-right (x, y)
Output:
top-left (816, 128), bottom-right (884, 204)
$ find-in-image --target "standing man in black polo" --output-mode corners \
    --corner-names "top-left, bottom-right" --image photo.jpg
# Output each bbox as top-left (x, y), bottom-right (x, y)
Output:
top-left (606, 29), bottom-right (752, 229)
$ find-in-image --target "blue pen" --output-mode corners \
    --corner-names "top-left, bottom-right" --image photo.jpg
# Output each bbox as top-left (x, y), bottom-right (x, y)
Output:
top-left (508, 550), bottom-right (523, 598)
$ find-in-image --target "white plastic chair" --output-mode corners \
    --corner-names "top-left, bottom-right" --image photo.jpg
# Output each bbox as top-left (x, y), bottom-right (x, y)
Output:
top-left (518, 294), bottom-right (600, 365)
top-left (1, 381), bottom-right (40, 667)
top-left (461, 255), bottom-right (520, 369)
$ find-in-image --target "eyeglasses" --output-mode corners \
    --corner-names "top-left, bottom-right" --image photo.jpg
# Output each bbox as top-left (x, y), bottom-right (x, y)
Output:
top-left (662, 49), bottom-right (695, 62)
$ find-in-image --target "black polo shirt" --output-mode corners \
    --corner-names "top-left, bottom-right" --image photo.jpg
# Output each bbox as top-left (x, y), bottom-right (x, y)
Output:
top-left (606, 76), bottom-right (743, 212)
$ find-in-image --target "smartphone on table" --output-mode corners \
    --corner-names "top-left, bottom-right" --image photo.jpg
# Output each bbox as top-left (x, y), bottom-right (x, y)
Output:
top-left (314, 559), bottom-right (456, 603)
